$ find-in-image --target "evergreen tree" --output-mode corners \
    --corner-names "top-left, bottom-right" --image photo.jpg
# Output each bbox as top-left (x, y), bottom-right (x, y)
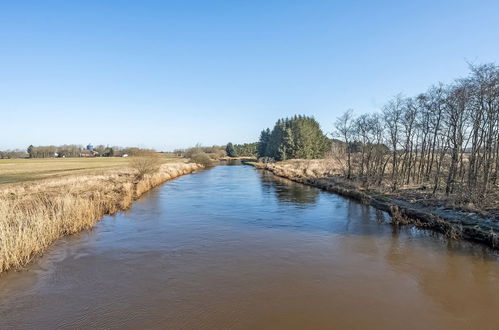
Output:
top-left (27, 145), bottom-right (34, 158)
top-left (233, 143), bottom-right (258, 157)
top-left (258, 116), bottom-right (329, 160)
top-left (257, 129), bottom-right (271, 158)
top-left (225, 142), bottom-right (236, 157)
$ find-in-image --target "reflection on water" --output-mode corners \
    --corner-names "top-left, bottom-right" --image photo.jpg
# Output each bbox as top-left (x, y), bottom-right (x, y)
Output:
top-left (219, 159), bottom-right (244, 166)
top-left (1, 165), bottom-right (499, 329)
top-left (259, 170), bottom-right (319, 206)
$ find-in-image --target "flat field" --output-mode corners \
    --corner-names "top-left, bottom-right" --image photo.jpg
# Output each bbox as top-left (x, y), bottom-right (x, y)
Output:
top-left (0, 155), bottom-right (184, 184)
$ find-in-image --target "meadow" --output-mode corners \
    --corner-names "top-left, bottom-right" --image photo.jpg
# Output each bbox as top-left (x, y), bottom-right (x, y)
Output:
top-left (0, 155), bottom-right (184, 184)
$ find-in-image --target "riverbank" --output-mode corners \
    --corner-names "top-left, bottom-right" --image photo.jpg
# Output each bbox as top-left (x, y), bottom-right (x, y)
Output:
top-left (0, 162), bottom-right (202, 273)
top-left (3, 164), bottom-right (498, 329)
top-left (249, 161), bottom-right (499, 249)
top-left (219, 156), bottom-right (257, 162)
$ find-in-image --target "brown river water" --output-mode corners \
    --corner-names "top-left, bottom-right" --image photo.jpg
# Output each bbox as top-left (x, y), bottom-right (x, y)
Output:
top-left (1, 164), bottom-right (499, 329)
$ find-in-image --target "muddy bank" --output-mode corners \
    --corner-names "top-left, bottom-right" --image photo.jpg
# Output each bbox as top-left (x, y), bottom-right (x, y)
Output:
top-left (249, 162), bottom-right (499, 249)
top-left (0, 162), bottom-right (203, 273)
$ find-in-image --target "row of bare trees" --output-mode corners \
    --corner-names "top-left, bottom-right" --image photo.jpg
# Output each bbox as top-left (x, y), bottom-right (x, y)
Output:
top-left (27, 145), bottom-right (82, 158)
top-left (24, 145), bottom-right (147, 158)
top-left (0, 149), bottom-right (27, 159)
top-left (333, 63), bottom-right (499, 202)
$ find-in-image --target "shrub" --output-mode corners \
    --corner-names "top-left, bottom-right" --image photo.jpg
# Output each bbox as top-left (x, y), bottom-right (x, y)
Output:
top-left (129, 152), bottom-right (161, 179)
top-left (190, 152), bottom-right (213, 166)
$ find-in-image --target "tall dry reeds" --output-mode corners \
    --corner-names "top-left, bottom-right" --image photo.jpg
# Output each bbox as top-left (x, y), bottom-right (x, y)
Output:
top-left (0, 162), bottom-right (202, 273)
top-left (258, 159), bottom-right (341, 180)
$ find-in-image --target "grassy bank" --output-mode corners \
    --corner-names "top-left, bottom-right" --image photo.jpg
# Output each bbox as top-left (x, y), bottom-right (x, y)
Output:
top-left (0, 162), bottom-right (202, 273)
top-left (250, 160), bottom-right (499, 248)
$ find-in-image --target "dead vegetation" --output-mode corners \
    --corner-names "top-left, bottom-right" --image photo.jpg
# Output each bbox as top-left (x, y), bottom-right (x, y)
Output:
top-left (129, 151), bottom-right (162, 180)
top-left (329, 64), bottom-right (499, 211)
top-left (266, 155), bottom-right (499, 219)
top-left (250, 159), bottom-right (499, 248)
top-left (0, 162), bottom-right (202, 273)
top-left (189, 152), bottom-right (213, 167)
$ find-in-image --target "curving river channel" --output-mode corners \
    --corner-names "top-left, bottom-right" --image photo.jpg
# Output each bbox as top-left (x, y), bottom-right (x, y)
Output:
top-left (1, 164), bottom-right (499, 329)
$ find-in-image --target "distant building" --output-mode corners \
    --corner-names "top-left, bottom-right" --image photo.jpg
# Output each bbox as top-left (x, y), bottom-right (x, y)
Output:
top-left (80, 150), bottom-right (93, 157)
top-left (80, 149), bottom-right (99, 157)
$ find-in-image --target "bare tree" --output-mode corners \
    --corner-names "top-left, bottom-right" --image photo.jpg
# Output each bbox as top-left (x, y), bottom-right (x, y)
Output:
top-left (129, 151), bottom-right (161, 180)
top-left (383, 95), bottom-right (404, 190)
top-left (334, 110), bottom-right (355, 179)
top-left (327, 62), bottom-right (499, 207)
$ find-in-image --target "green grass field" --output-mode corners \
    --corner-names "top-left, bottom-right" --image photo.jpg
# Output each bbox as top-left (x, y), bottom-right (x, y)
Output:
top-left (0, 156), bottom-right (184, 184)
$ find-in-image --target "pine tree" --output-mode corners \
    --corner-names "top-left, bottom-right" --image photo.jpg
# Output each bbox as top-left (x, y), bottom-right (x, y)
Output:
top-left (225, 142), bottom-right (236, 157)
top-left (258, 116), bottom-right (329, 160)
top-left (257, 129), bottom-right (271, 158)
top-left (27, 145), bottom-right (34, 158)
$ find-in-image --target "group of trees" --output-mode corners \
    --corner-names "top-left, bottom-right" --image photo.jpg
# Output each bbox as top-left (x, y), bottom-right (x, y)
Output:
top-left (179, 145), bottom-right (226, 160)
top-left (0, 149), bottom-right (27, 159)
top-left (174, 144), bottom-right (227, 166)
top-left (258, 115), bottom-right (330, 161)
top-left (25, 144), bottom-right (116, 158)
top-left (225, 142), bottom-right (258, 157)
top-left (21, 145), bottom-right (162, 158)
top-left (332, 63), bottom-right (499, 201)
top-left (27, 145), bottom-right (76, 158)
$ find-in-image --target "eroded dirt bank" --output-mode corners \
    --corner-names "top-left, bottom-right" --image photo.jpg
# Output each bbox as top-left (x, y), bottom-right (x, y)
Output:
top-left (0, 162), bottom-right (203, 273)
top-left (249, 161), bottom-right (499, 249)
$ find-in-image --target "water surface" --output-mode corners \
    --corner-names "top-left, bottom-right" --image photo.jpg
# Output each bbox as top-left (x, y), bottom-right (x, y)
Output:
top-left (1, 165), bottom-right (499, 329)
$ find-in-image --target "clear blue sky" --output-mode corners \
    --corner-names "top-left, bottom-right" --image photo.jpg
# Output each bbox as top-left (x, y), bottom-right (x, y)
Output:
top-left (1, 0), bottom-right (498, 151)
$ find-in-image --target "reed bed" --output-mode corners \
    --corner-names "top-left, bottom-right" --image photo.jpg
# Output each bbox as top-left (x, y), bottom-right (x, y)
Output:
top-left (258, 159), bottom-right (342, 179)
top-left (0, 162), bottom-right (202, 273)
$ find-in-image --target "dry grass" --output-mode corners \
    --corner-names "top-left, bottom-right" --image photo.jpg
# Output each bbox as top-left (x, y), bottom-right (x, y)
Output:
top-left (0, 162), bottom-right (202, 273)
top-left (259, 158), bottom-right (499, 218)
top-left (253, 159), bottom-right (499, 247)
top-left (0, 155), bottom-right (185, 184)
top-left (261, 159), bottom-right (341, 178)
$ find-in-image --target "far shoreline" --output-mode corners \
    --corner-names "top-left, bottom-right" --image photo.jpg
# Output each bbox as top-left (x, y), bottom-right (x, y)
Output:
top-left (248, 160), bottom-right (499, 250)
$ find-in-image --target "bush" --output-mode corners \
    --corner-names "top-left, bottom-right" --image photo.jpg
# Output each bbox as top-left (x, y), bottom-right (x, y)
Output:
top-left (189, 152), bottom-right (213, 167)
top-left (129, 152), bottom-right (161, 179)
top-left (184, 145), bottom-right (226, 161)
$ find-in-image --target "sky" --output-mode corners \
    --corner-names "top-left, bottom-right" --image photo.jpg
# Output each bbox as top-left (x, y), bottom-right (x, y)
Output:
top-left (1, 0), bottom-right (498, 151)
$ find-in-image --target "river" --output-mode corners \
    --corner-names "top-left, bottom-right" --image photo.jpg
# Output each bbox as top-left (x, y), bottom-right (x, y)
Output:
top-left (1, 164), bottom-right (499, 329)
